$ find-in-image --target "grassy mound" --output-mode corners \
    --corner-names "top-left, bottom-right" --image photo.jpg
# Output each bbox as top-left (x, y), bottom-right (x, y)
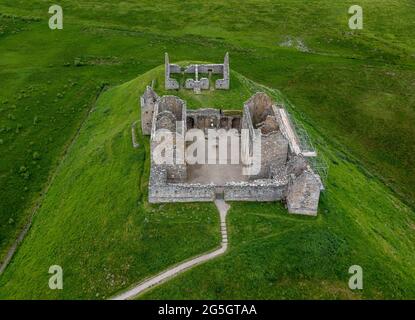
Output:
top-left (1, 65), bottom-right (414, 299)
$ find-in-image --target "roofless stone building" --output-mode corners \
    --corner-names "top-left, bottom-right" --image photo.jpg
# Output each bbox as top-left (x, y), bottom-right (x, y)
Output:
top-left (139, 54), bottom-right (323, 216)
top-left (165, 52), bottom-right (230, 93)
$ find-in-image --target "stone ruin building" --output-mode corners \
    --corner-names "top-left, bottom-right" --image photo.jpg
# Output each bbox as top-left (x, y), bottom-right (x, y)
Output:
top-left (139, 56), bottom-right (323, 216)
top-left (165, 52), bottom-right (230, 93)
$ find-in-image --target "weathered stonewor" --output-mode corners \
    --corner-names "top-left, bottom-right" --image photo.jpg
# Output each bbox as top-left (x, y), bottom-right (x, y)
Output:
top-left (140, 86), bottom-right (158, 135)
top-left (141, 77), bottom-right (323, 215)
top-left (215, 52), bottom-right (230, 90)
top-left (286, 170), bottom-right (323, 215)
top-left (165, 53), bottom-right (180, 90)
top-left (165, 52), bottom-right (230, 92)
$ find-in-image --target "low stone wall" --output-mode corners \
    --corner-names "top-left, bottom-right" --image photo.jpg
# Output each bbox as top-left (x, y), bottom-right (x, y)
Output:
top-left (140, 86), bottom-right (158, 135)
top-left (286, 171), bottom-right (321, 216)
top-left (215, 79), bottom-right (229, 90)
top-left (165, 53), bottom-right (230, 91)
top-left (149, 158), bottom-right (215, 203)
top-left (149, 183), bottom-right (216, 203)
top-left (169, 64), bottom-right (181, 74)
top-left (184, 64), bottom-right (223, 74)
top-left (198, 64), bottom-right (224, 74)
top-left (145, 88), bottom-right (322, 215)
top-left (224, 179), bottom-right (287, 202)
top-left (165, 78), bottom-right (179, 90)
top-left (259, 132), bottom-right (288, 178)
top-left (150, 180), bottom-right (287, 203)
top-left (215, 52), bottom-right (230, 90)
top-left (165, 53), bottom-right (180, 90)
top-left (184, 78), bottom-right (209, 90)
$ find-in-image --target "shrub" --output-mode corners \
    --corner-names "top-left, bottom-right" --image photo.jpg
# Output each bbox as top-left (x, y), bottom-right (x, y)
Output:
top-left (74, 58), bottom-right (83, 66)
top-left (19, 166), bottom-right (30, 180)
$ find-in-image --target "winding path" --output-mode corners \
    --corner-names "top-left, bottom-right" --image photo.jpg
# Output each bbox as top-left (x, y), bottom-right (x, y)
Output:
top-left (111, 199), bottom-right (230, 300)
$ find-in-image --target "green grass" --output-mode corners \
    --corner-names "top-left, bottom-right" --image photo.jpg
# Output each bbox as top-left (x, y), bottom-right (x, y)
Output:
top-left (0, 0), bottom-right (415, 299)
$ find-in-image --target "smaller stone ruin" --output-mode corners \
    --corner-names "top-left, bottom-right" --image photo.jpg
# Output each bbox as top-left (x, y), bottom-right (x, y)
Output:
top-left (165, 52), bottom-right (230, 93)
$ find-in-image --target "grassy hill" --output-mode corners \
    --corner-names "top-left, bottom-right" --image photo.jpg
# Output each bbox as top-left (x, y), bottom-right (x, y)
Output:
top-left (1, 66), bottom-right (414, 299)
top-left (2, 1), bottom-right (415, 265)
top-left (1, 2), bottom-right (415, 264)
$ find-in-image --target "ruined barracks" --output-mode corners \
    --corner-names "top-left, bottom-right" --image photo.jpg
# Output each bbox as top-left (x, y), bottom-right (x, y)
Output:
top-left (139, 53), bottom-right (323, 216)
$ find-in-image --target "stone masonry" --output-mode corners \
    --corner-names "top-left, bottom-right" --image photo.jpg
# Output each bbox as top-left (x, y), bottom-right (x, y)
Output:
top-left (165, 53), bottom-right (230, 93)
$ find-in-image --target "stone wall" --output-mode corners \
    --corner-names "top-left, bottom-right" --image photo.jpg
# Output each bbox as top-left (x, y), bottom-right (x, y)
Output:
top-left (165, 53), bottom-right (179, 90)
top-left (215, 52), bottom-right (230, 90)
top-left (224, 179), bottom-right (287, 201)
top-left (259, 131), bottom-right (288, 178)
top-left (149, 165), bottom-right (288, 204)
top-left (140, 86), bottom-right (158, 135)
top-left (144, 87), bottom-right (323, 216)
top-left (286, 170), bottom-right (322, 216)
top-left (151, 95), bottom-right (186, 136)
top-left (186, 109), bottom-right (241, 132)
top-left (245, 92), bottom-right (274, 126)
top-left (241, 92), bottom-right (289, 179)
top-left (165, 78), bottom-right (180, 90)
top-left (169, 64), bottom-right (181, 74)
top-left (149, 183), bottom-right (216, 203)
top-left (150, 95), bottom-right (187, 183)
top-left (158, 96), bottom-right (185, 121)
top-left (184, 78), bottom-right (209, 91)
top-left (184, 64), bottom-right (224, 74)
top-left (149, 166), bottom-right (215, 203)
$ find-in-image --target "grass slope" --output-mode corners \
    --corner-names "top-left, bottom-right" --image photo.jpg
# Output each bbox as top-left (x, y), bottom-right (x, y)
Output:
top-left (1, 66), bottom-right (414, 299)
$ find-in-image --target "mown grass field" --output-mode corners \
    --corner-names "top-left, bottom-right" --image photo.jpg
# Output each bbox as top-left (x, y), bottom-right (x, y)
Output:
top-left (0, 0), bottom-right (414, 299)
